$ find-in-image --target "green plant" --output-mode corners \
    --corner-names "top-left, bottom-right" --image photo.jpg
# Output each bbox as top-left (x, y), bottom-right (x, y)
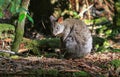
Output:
top-left (26, 40), bottom-right (40, 55)
top-left (47, 69), bottom-right (59, 77)
top-left (115, 1), bottom-right (120, 26)
top-left (73, 71), bottom-right (90, 77)
top-left (110, 59), bottom-right (120, 68)
top-left (9, 0), bottom-right (21, 14)
top-left (0, 0), bottom-right (34, 24)
top-left (93, 36), bottom-right (109, 52)
top-left (25, 38), bottom-right (61, 56)
top-left (0, 24), bottom-right (15, 39)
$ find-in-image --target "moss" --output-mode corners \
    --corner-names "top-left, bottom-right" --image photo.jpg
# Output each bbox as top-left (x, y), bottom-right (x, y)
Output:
top-left (0, 24), bottom-right (15, 32)
top-left (11, 26), bottom-right (24, 52)
top-left (25, 38), bottom-right (61, 55)
top-left (10, 55), bottom-right (20, 59)
top-left (0, 24), bottom-right (15, 39)
top-left (26, 39), bottom-right (41, 55)
top-left (38, 38), bottom-right (61, 48)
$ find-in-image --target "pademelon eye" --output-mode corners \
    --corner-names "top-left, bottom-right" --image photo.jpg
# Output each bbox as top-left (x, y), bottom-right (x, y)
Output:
top-left (56, 26), bottom-right (59, 30)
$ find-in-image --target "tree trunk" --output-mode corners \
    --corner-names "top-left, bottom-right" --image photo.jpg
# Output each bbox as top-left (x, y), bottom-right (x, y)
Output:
top-left (11, 0), bottom-right (30, 52)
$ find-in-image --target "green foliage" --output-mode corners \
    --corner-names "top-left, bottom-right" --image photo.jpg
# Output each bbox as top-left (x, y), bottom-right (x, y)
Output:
top-left (10, 0), bottom-right (21, 14)
top-left (0, 0), bottom-right (10, 18)
top-left (111, 49), bottom-right (120, 52)
top-left (73, 71), bottom-right (90, 77)
top-left (23, 38), bottom-right (61, 56)
top-left (18, 13), bottom-right (26, 22)
top-left (0, 24), bottom-right (15, 39)
top-left (93, 26), bottom-right (113, 52)
top-left (0, 0), bottom-right (34, 23)
top-left (0, 24), bottom-right (15, 32)
top-left (0, 52), bottom-right (10, 57)
top-left (39, 38), bottom-right (61, 48)
top-left (94, 38), bottom-right (112, 52)
top-left (25, 39), bottom-right (40, 55)
top-left (18, 7), bottom-right (34, 24)
top-left (110, 59), bottom-right (120, 68)
top-left (94, 40), bottom-right (111, 52)
top-left (111, 28), bottom-right (120, 37)
top-left (85, 17), bottom-right (117, 52)
top-left (92, 17), bottom-right (120, 52)
top-left (0, 11), bottom-right (3, 18)
top-left (84, 17), bottom-right (108, 25)
top-left (26, 14), bottom-right (34, 24)
top-left (0, 0), bottom-right (21, 18)
top-left (115, 1), bottom-right (120, 26)
top-left (0, 0), bottom-right (5, 6)
top-left (23, 37), bottom-right (62, 58)
top-left (105, 29), bottom-right (112, 36)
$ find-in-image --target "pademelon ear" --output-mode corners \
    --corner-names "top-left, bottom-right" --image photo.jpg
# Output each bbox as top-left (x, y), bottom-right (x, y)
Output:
top-left (57, 17), bottom-right (63, 23)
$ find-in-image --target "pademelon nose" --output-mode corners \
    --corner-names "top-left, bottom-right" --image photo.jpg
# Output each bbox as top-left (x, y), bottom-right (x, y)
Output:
top-left (53, 32), bottom-right (57, 36)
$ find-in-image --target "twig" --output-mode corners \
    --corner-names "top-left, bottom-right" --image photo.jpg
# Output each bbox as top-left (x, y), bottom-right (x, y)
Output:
top-left (79, 4), bottom-right (94, 18)
top-left (85, 0), bottom-right (91, 20)
top-left (75, 0), bottom-right (79, 12)
top-left (0, 50), bottom-right (15, 54)
top-left (0, 50), bottom-right (25, 56)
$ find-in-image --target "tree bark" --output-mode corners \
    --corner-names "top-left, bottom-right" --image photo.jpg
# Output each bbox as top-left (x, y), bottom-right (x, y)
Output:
top-left (11, 0), bottom-right (30, 52)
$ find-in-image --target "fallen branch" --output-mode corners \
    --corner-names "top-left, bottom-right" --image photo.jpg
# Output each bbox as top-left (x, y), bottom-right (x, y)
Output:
top-left (0, 50), bottom-right (25, 56)
top-left (0, 50), bottom-right (15, 54)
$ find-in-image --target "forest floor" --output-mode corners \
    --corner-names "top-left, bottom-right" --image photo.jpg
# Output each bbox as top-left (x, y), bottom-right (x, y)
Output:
top-left (0, 52), bottom-right (120, 77)
top-left (0, 33), bottom-right (120, 77)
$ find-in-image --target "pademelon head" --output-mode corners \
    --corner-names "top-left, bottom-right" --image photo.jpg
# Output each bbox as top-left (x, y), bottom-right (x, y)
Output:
top-left (53, 22), bottom-right (65, 36)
